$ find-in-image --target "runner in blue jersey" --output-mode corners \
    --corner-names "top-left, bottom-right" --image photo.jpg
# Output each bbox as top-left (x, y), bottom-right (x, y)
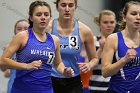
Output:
top-left (102, 1), bottom-right (140, 93)
top-left (0, 1), bottom-right (74, 93)
top-left (45, 0), bottom-right (98, 93)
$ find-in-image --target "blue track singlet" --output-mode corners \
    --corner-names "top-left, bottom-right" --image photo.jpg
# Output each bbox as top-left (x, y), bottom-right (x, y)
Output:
top-left (11, 28), bottom-right (55, 93)
top-left (51, 19), bottom-right (82, 78)
top-left (109, 32), bottom-right (140, 93)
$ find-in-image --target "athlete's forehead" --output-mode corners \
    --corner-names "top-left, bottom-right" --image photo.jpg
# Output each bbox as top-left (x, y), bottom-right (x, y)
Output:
top-left (59, 0), bottom-right (75, 4)
top-left (55, 0), bottom-right (77, 8)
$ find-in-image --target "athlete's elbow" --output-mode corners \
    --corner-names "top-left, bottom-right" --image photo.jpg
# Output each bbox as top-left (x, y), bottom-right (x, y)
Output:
top-left (102, 72), bottom-right (108, 78)
top-left (0, 57), bottom-right (10, 67)
top-left (102, 68), bottom-right (110, 78)
top-left (0, 58), bottom-right (8, 71)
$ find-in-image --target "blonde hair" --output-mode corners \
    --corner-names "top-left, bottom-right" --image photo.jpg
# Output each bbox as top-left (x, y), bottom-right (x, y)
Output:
top-left (94, 10), bottom-right (116, 25)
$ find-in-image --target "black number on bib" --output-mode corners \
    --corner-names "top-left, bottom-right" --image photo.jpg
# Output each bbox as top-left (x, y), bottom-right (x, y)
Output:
top-left (69, 36), bottom-right (78, 49)
top-left (47, 52), bottom-right (55, 64)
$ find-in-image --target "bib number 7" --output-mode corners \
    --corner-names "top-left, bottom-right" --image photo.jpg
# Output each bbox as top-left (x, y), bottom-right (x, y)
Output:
top-left (47, 52), bottom-right (55, 64)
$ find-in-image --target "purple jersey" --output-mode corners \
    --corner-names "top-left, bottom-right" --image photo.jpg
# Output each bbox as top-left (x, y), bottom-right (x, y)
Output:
top-left (11, 28), bottom-right (55, 93)
top-left (109, 32), bottom-right (140, 93)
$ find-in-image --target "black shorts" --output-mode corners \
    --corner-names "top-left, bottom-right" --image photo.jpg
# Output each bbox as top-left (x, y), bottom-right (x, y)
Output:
top-left (51, 75), bottom-right (83, 93)
top-left (107, 88), bottom-right (118, 93)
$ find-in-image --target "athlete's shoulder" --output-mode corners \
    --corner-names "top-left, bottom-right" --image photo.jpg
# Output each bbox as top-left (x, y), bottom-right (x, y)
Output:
top-left (107, 33), bottom-right (117, 40)
top-left (13, 30), bottom-right (28, 42)
top-left (51, 35), bottom-right (60, 50)
top-left (51, 35), bottom-right (60, 43)
top-left (106, 33), bottom-right (118, 50)
top-left (78, 21), bottom-right (93, 37)
top-left (78, 21), bottom-right (92, 32)
top-left (16, 30), bottom-right (28, 37)
top-left (51, 34), bottom-right (59, 40)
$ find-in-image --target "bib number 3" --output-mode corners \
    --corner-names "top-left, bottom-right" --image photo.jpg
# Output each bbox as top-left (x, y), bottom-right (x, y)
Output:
top-left (69, 36), bottom-right (78, 49)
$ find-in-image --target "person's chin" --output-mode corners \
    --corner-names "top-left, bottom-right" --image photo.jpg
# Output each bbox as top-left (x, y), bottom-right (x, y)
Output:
top-left (40, 26), bottom-right (46, 30)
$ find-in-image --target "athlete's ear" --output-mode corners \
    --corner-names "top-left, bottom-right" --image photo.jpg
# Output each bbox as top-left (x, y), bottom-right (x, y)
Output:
top-left (29, 16), bottom-right (33, 22)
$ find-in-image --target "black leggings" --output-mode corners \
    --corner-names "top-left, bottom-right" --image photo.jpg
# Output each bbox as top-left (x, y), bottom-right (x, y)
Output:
top-left (51, 75), bottom-right (83, 93)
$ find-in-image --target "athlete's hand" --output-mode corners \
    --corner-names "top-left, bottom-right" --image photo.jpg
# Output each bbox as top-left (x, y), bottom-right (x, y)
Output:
top-left (99, 37), bottom-right (106, 49)
top-left (77, 63), bottom-right (90, 73)
top-left (63, 67), bottom-right (74, 77)
top-left (123, 48), bottom-right (137, 63)
top-left (26, 60), bottom-right (42, 70)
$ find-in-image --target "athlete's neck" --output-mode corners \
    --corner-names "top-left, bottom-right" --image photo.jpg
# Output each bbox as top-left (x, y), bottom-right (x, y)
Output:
top-left (32, 27), bottom-right (45, 36)
top-left (57, 18), bottom-right (74, 28)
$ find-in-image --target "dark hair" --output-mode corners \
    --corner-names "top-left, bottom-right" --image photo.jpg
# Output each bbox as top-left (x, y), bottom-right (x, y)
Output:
top-left (14, 19), bottom-right (28, 35)
top-left (118, 1), bottom-right (140, 31)
top-left (54, 0), bottom-right (77, 8)
top-left (28, 0), bottom-right (52, 28)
